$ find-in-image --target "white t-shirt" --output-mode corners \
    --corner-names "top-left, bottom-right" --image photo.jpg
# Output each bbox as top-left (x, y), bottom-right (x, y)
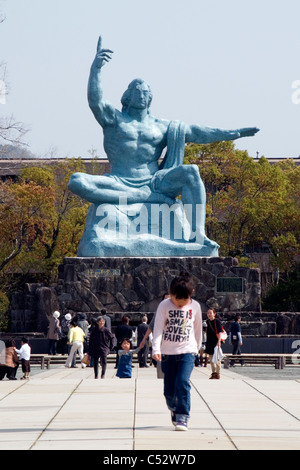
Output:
top-left (16, 343), bottom-right (31, 361)
top-left (152, 298), bottom-right (202, 356)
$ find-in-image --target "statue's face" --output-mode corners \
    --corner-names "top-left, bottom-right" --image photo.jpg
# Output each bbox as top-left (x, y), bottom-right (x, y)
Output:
top-left (129, 82), bottom-right (151, 109)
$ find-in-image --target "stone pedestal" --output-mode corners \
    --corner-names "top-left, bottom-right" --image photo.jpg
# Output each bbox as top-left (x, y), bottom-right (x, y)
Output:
top-left (56, 256), bottom-right (261, 315)
top-left (10, 256), bottom-right (263, 333)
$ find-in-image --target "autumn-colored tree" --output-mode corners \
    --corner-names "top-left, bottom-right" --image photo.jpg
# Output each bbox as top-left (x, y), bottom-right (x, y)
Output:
top-left (0, 158), bottom-right (89, 293)
top-left (0, 176), bottom-right (55, 272)
top-left (21, 159), bottom-right (89, 263)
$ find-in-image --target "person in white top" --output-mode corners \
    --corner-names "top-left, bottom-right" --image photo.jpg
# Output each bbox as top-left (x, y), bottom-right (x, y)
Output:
top-left (16, 336), bottom-right (31, 380)
top-left (152, 272), bottom-right (202, 431)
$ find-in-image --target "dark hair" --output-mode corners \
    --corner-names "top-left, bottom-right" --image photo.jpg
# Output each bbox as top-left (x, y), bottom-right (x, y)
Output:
top-left (21, 336), bottom-right (29, 344)
top-left (122, 315), bottom-right (130, 324)
top-left (235, 314), bottom-right (241, 322)
top-left (179, 271), bottom-right (192, 280)
top-left (121, 337), bottom-right (132, 347)
top-left (5, 337), bottom-right (15, 348)
top-left (169, 272), bottom-right (194, 299)
top-left (207, 307), bottom-right (217, 315)
top-left (90, 317), bottom-right (98, 327)
top-left (70, 320), bottom-right (77, 327)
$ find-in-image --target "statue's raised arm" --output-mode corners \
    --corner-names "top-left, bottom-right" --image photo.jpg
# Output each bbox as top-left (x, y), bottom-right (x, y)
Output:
top-left (185, 124), bottom-right (259, 144)
top-left (87, 36), bottom-right (115, 128)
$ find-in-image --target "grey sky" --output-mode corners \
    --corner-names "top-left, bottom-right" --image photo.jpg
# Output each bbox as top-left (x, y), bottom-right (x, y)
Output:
top-left (1, 0), bottom-right (300, 158)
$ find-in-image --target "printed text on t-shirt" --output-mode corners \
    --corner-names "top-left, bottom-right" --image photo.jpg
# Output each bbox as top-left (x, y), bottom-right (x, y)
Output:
top-left (163, 309), bottom-right (193, 343)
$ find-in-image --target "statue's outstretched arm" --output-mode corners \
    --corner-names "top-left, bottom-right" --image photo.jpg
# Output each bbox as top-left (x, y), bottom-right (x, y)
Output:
top-left (88, 36), bottom-right (115, 127)
top-left (185, 125), bottom-right (259, 144)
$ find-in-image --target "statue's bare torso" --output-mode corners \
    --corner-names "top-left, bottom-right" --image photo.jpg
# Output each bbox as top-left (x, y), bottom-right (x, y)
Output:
top-left (103, 112), bottom-right (169, 179)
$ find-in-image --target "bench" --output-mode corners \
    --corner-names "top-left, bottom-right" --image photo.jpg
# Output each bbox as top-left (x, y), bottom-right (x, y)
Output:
top-left (223, 354), bottom-right (297, 370)
top-left (30, 354), bottom-right (51, 369)
top-left (29, 352), bottom-right (137, 369)
top-left (30, 354), bottom-right (73, 368)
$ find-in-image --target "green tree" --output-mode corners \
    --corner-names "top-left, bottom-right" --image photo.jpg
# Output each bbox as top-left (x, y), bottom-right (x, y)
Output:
top-left (184, 143), bottom-right (300, 279)
top-left (265, 161), bottom-right (300, 276)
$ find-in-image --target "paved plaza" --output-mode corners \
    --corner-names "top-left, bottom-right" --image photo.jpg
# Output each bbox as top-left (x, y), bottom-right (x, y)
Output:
top-left (1, 361), bottom-right (300, 451)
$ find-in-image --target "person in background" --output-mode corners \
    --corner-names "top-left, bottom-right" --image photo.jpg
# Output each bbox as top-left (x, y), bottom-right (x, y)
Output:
top-left (114, 315), bottom-right (133, 369)
top-left (76, 313), bottom-right (89, 353)
top-left (88, 316), bottom-right (115, 379)
top-left (47, 311), bottom-right (61, 355)
top-left (116, 338), bottom-right (140, 378)
top-left (206, 308), bottom-right (223, 380)
top-left (59, 313), bottom-right (72, 355)
top-left (195, 321), bottom-right (208, 367)
top-left (0, 338), bottom-right (19, 380)
top-left (65, 320), bottom-right (86, 368)
top-left (136, 315), bottom-right (149, 368)
top-left (229, 314), bottom-right (245, 367)
top-left (101, 308), bottom-right (112, 331)
top-left (16, 336), bottom-right (31, 380)
top-left (87, 316), bottom-right (98, 368)
top-left (199, 321), bottom-right (208, 367)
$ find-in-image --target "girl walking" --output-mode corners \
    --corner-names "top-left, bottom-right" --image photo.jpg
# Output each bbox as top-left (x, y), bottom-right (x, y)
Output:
top-left (152, 272), bottom-right (202, 431)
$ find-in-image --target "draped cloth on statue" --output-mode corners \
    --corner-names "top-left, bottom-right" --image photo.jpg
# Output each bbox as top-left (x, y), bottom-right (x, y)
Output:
top-left (151, 120), bottom-right (186, 194)
top-left (77, 121), bottom-right (219, 257)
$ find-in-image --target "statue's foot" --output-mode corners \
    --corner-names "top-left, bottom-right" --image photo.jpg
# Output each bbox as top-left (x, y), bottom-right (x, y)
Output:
top-left (188, 233), bottom-right (220, 249)
top-left (203, 235), bottom-right (220, 249)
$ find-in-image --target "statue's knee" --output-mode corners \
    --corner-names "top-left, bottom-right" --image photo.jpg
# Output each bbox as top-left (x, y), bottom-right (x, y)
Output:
top-left (184, 164), bottom-right (200, 183)
top-left (189, 164), bottom-right (200, 175)
top-left (68, 172), bottom-right (85, 192)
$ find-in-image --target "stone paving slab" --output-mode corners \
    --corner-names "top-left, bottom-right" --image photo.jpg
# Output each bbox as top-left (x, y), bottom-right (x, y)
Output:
top-left (0, 363), bottom-right (300, 451)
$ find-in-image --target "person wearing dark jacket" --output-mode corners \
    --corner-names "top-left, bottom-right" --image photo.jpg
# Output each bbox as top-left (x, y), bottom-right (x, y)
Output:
top-left (88, 316), bottom-right (115, 379)
top-left (229, 315), bottom-right (244, 367)
top-left (206, 308), bottom-right (223, 380)
top-left (136, 316), bottom-right (149, 368)
top-left (114, 315), bottom-right (133, 368)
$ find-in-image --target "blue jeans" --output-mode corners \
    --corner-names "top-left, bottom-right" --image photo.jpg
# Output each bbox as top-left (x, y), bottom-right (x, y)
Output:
top-left (161, 353), bottom-right (195, 422)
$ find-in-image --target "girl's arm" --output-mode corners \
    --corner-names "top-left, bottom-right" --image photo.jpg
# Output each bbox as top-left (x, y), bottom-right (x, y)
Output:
top-left (194, 305), bottom-right (203, 351)
top-left (151, 303), bottom-right (165, 361)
